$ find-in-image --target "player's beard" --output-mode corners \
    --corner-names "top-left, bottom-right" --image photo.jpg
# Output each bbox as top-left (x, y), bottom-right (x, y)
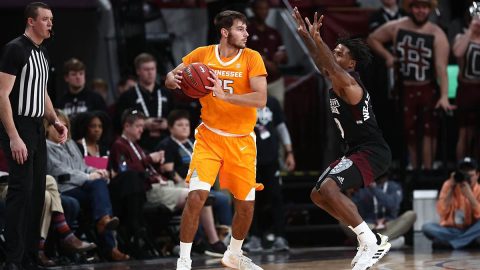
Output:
top-left (227, 34), bottom-right (246, 49)
top-left (409, 13), bottom-right (429, 26)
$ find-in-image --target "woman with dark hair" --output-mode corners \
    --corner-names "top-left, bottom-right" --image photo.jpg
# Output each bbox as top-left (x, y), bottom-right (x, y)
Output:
top-left (74, 111), bottom-right (111, 158)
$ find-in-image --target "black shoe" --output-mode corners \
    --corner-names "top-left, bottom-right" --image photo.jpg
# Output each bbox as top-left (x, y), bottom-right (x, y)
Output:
top-left (432, 241), bottom-right (453, 250)
top-left (192, 240), bottom-right (207, 255)
top-left (3, 263), bottom-right (22, 270)
top-left (204, 241), bottom-right (227, 258)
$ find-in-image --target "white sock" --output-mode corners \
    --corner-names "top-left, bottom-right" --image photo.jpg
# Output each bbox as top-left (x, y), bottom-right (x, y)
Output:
top-left (229, 236), bottom-right (244, 254)
top-left (352, 221), bottom-right (376, 245)
top-left (179, 241), bottom-right (192, 259)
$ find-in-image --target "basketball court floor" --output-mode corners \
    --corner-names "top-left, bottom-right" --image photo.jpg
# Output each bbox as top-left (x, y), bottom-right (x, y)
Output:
top-left (55, 233), bottom-right (480, 270)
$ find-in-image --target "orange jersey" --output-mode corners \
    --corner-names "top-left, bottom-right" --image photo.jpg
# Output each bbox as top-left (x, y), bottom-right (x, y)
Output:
top-left (182, 45), bottom-right (267, 135)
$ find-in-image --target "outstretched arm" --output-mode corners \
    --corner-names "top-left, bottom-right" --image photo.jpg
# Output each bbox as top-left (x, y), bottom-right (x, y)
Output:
top-left (291, 7), bottom-right (319, 59)
top-left (292, 8), bottom-right (362, 104)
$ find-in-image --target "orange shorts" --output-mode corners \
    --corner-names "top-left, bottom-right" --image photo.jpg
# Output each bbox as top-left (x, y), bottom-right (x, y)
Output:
top-left (185, 124), bottom-right (264, 200)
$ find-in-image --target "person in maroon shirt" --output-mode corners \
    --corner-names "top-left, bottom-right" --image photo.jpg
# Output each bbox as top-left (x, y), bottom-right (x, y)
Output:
top-left (247, 0), bottom-right (288, 107)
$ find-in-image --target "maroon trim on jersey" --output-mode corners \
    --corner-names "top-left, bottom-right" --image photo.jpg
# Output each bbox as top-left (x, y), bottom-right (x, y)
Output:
top-left (329, 159), bottom-right (341, 169)
top-left (349, 151), bottom-right (374, 186)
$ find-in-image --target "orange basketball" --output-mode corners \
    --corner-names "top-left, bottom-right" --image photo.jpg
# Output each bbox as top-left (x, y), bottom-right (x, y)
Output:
top-left (180, 63), bottom-right (213, 99)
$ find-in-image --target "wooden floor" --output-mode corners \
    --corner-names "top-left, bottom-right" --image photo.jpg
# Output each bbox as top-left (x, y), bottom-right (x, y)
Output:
top-left (54, 234), bottom-right (480, 270)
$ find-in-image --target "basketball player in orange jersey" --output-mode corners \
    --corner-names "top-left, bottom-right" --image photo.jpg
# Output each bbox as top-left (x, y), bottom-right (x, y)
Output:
top-left (165, 10), bottom-right (267, 270)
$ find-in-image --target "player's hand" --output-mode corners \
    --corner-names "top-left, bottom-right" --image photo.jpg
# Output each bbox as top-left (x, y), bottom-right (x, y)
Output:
top-left (166, 70), bottom-right (183, 89)
top-left (206, 70), bottom-right (226, 100)
top-left (435, 96), bottom-right (456, 112)
top-left (10, 136), bottom-right (28, 164)
top-left (305, 12), bottom-right (323, 41)
top-left (292, 7), bottom-right (310, 39)
top-left (54, 121), bottom-right (68, 144)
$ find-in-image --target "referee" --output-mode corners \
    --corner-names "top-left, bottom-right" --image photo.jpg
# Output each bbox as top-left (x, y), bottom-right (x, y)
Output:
top-left (0, 2), bottom-right (67, 270)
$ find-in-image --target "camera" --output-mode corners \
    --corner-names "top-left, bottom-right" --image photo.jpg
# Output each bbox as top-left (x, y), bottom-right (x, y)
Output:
top-left (454, 170), bottom-right (470, 183)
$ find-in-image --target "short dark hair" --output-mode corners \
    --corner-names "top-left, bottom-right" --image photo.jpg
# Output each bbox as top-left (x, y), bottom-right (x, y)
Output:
top-left (167, 110), bottom-right (190, 127)
top-left (214, 10), bottom-right (247, 40)
top-left (121, 109), bottom-right (146, 126)
top-left (24, 2), bottom-right (50, 22)
top-left (134, 53), bottom-right (156, 70)
top-left (64, 58), bottom-right (85, 75)
top-left (336, 38), bottom-right (372, 70)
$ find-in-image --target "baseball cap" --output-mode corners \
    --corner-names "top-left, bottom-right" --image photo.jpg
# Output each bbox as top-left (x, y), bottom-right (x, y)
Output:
top-left (458, 157), bottom-right (478, 170)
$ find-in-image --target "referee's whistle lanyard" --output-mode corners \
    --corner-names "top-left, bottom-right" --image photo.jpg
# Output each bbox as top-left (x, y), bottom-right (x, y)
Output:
top-left (135, 85), bottom-right (162, 118)
top-left (170, 136), bottom-right (193, 160)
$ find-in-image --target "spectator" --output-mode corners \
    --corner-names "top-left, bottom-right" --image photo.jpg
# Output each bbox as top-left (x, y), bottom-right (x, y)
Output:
top-left (343, 172), bottom-right (416, 249)
top-left (452, 8), bottom-right (480, 160)
top-left (422, 157), bottom-right (480, 249)
top-left (247, 0), bottom-right (288, 107)
top-left (57, 58), bottom-right (107, 118)
top-left (45, 109), bottom-right (129, 261)
top-left (115, 53), bottom-right (174, 152)
top-left (92, 78), bottom-right (109, 104)
top-left (157, 110), bottom-right (233, 249)
top-left (116, 75), bottom-right (137, 97)
top-left (369, 0), bottom-right (406, 32)
top-left (109, 109), bottom-right (227, 257)
top-left (243, 95), bottom-right (295, 252)
top-left (108, 75), bottom-right (137, 125)
top-left (74, 111), bottom-right (111, 158)
top-left (368, 0), bottom-right (455, 170)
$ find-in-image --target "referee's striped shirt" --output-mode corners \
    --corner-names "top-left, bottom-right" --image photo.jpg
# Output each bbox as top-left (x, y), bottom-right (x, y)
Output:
top-left (0, 35), bottom-right (50, 118)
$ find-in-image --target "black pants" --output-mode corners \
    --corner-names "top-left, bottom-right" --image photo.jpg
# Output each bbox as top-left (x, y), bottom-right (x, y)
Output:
top-left (0, 116), bottom-right (46, 265)
top-left (109, 171), bottom-right (146, 236)
top-left (251, 162), bottom-right (285, 237)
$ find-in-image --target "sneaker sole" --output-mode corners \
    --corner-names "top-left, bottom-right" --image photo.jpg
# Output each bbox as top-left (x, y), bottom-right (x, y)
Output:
top-left (221, 258), bottom-right (237, 269)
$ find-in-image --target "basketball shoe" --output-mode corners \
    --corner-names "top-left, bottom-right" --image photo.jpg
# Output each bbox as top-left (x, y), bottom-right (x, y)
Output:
top-left (351, 233), bottom-right (390, 270)
top-left (221, 246), bottom-right (263, 270)
top-left (176, 257), bottom-right (192, 270)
